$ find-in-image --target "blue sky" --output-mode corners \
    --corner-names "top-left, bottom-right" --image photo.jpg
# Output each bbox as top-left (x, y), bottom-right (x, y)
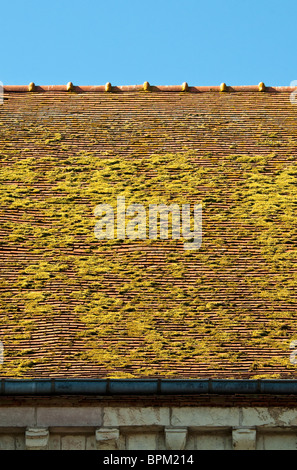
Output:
top-left (2, 0), bottom-right (297, 86)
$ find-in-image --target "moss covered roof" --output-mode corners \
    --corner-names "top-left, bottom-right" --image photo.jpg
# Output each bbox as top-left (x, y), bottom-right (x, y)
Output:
top-left (0, 86), bottom-right (297, 379)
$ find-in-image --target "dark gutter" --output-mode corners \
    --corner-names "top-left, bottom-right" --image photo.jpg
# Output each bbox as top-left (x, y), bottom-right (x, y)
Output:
top-left (2, 379), bottom-right (297, 396)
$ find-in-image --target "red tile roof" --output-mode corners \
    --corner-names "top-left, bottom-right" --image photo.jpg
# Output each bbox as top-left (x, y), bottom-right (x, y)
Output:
top-left (0, 84), bottom-right (297, 379)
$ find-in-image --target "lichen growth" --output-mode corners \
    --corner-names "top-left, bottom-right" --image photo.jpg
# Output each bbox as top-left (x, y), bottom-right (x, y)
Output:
top-left (0, 111), bottom-right (297, 378)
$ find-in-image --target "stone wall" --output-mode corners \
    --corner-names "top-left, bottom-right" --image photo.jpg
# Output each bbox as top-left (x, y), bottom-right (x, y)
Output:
top-left (1, 403), bottom-right (297, 450)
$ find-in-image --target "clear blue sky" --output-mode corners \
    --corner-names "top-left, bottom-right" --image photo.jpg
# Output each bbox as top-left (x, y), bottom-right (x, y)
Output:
top-left (2, 0), bottom-right (297, 86)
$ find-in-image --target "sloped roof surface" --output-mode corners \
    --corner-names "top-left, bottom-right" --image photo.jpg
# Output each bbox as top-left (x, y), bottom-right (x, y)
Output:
top-left (0, 84), bottom-right (297, 379)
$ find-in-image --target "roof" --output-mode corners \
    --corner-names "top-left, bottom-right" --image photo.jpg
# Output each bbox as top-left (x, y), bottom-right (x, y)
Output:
top-left (0, 83), bottom-right (297, 379)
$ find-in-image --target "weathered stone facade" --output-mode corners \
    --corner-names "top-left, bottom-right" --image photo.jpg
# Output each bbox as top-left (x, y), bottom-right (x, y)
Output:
top-left (1, 403), bottom-right (297, 450)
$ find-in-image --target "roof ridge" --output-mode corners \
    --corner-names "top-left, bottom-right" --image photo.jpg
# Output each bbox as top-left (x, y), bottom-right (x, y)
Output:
top-left (2, 82), bottom-right (296, 93)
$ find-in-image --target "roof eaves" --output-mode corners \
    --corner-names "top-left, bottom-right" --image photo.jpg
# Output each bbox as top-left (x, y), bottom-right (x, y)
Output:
top-left (2, 379), bottom-right (297, 396)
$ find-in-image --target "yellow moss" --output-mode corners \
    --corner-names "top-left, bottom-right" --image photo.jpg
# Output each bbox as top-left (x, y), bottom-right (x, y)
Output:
top-left (1, 146), bottom-right (296, 378)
